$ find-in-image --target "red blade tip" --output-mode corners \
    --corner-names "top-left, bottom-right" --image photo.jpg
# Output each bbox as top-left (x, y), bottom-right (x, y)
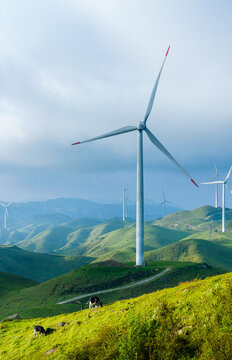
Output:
top-left (72, 141), bottom-right (80, 145)
top-left (191, 179), bottom-right (199, 188)
top-left (165, 46), bottom-right (170, 57)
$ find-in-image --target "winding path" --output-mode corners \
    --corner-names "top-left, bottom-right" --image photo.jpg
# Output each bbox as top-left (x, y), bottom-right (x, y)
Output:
top-left (57, 267), bottom-right (171, 305)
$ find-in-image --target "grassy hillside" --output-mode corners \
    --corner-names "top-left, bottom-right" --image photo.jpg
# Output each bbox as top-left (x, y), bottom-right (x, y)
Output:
top-left (14, 219), bottom-right (132, 255)
top-left (145, 238), bottom-right (232, 270)
top-left (153, 205), bottom-right (229, 231)
top-left (73, 224), bottom-right (191, 258)
top-left (0, 246), bottom-right (93, 282)
top-left (0, 271), bottom-right (36, 297)
top-left (1, 271), bottom-right (232, 359)
top-left (0, 260), bottom-right (224, 320)
top-left (9, 219), bottom-right (190, 261)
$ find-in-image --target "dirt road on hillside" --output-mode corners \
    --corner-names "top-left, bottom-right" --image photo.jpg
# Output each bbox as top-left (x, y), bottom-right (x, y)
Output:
top-left (57, 267), bottom-right (171, 305)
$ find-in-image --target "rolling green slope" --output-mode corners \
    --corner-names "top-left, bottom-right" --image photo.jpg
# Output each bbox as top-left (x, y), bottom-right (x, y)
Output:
top-left (0, 246), bottom-right (93, 282)
top-left (0, 261), bottom-right (160, 319)
top-left (15, 219), bottom-right (132, 255)
top-left (0, 260), bottom-right (223, 320)
top-left (0, 271), bottom-right (36, 297)
top-left (74, 224), bottom-right (191, 259)
top-left (1, 271), bottom-right (232, 359)
top-left (145, 238), bottom-right (232, 271)
top-left (153, 205), bottom-right (229, 231)
top-left (12, 219), bottom-right (189, 260)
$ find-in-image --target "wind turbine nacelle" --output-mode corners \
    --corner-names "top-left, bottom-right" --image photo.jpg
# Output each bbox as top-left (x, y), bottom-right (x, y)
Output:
top-left (137, 122), bottom-right (146, 130)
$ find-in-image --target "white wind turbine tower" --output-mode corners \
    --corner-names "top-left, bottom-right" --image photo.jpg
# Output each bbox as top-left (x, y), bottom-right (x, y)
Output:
top-left (72, 47), bottom-right (198, 266)
top-left (161, 190), bottom-right (177, 217)
top-left (213, 161), bottom-right (220, 208)
top-left (201, 166), bottom-right (232, 232)
top-left (0, 202), bottom-right (11, 229)
top-left (203, 161), bottom-right (220, 208)
top-left (122, 186), bottom-right (129, 222)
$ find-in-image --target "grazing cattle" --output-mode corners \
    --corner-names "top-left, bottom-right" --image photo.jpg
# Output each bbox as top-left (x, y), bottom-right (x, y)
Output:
top-left (87, 296), bottom-right (103, 310)
top-left (33, 325), bottom-right (46, 337)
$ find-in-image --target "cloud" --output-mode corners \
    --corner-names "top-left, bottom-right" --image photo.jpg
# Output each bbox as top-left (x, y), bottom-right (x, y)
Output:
top-left (0, 0), bottom-right (232, 207)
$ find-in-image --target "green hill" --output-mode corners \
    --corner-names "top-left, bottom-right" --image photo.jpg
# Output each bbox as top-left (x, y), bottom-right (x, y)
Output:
top-left (145, 238), bottom-right (232, 270)
top-left (153, 205), bottom-right (229, 231)
top-left (1, 271), bottom-right (232, 359)
top-left (0, 271), bottom-right (36, 297)
top-left (11, 220), bottom-right (190, 262)
top-left (0, 246), bottom-right (93, 282)
top-left (0, 260), bottom-right (223, 320)
top-left (13, 219), bottom-right (132, 255)
top-left (73, 224), bottom-right (191, 258)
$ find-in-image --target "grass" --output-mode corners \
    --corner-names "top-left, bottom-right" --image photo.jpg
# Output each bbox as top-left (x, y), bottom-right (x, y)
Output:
top-left (1, 271), bottom-right (232, 359)
top-left (0, 271), bottom-right (36, 297)
top-left (144, 238), bottom-right (232, 270)
top-left (0, 260), bottom-right (224, 320)
top-left (0, 245), bottom-right (93, 282)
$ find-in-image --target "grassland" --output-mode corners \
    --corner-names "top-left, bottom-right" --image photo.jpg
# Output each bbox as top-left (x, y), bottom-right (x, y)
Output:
top-left (0, 260), bottom-right (224, 320)
top-left (0, 245), bottom-right (93, 282)
top-left (1, 271), bottom-right (232, 359)
top-left (0, 271), bottom-right (36, 297)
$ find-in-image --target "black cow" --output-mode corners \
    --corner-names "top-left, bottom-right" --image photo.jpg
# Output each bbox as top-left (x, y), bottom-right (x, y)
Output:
top-left (33, 325), bottom-right (46, 337)
top-left (87, 296), bottom-right (103, 310)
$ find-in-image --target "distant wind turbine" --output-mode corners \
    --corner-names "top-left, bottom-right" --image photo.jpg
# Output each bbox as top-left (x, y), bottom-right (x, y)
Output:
top-left (0, 202), bottom-right (11, 229)
top-left (122, 186), bottom-right (127, 221)
top-left (122, 187), bottom-right (131, 221)
top-left (161, 190), bottom-right (177, 217)
top-left (213, 161), bottom-right (220, 208)
top-left (203, 161), bottom-right (220, 208)
top-left (201, 166), bottom-right (232, 232)
top-left (72, 46), bottom-right (198, 266)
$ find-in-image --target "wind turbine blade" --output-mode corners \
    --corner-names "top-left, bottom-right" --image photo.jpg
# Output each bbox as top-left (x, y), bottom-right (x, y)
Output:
top-left (6, 202), bottom-right (11, 207)
top-left (144, 46), bottom-right (170, 124)
top-left (72, 126), bottom-right (137, 145)
top-left (145, 127), bottom-right (198, 187)
top-left (225, 166), bottom-right (232, 182)
top-left (6, 208), bottom-right (8, 217)
top-left (162, 189), bottom-right (166, 202)
top-left (0, 203), bottom-right (6, 208)
top-left (226, 183), bottom-right (232, 195)
top-left (201, 181), bottom-right (223, 185)
top-left (166, 200), bottom-right (178, 206)
top-left (214, 160), bottom-right (218, 175)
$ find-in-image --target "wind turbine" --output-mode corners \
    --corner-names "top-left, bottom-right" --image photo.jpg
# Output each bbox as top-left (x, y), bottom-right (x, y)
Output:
top-left (72, 46), bottom-right (198, 266)
top-left (201, 166), bottom-right (232, 232)
top-left (213, 161), bottom-right (220, 208)
top-left (0, 202), bottom-right (11, 229)
top-left (121, 186), bottom-right (130, 221)
top-left (161, 189), bottom-right (177, 217)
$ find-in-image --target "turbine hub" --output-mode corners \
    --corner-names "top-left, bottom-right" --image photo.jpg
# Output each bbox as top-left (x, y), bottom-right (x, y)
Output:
top-left (137, 122), bottom-right (146, 130)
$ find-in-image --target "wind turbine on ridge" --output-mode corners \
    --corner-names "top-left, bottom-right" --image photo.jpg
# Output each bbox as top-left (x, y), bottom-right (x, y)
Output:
top-left (161, 189), bottom-right (177, 217)
top-left (122, 186), bottom-right (129, 222)
top-left (0, 202), bottom-right (11, 230)
top-left (72, 46), bottom-right (198, 266)
top-left (202, 161), bottom-right (220, 208)
top-left (213, 161), bottom-right (220, 208)
top-left (201, 166), bottom-right (232, 232)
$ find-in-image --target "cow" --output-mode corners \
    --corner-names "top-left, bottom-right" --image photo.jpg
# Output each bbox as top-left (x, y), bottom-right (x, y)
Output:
top-left (87, 296), bottom-right (103, 310)
top-left (33, 325), bottom-right (47, 337)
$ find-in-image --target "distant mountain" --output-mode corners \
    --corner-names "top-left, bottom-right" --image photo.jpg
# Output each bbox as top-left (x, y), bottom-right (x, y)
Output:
top-left (0, 246), bottom-right (93, 282)
top-left (0, 197), bottom-right (180, 230)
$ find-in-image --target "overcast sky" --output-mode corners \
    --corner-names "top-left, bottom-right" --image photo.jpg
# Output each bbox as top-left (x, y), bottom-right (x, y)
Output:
top-left (0, 0), bottom-right (232, 209)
